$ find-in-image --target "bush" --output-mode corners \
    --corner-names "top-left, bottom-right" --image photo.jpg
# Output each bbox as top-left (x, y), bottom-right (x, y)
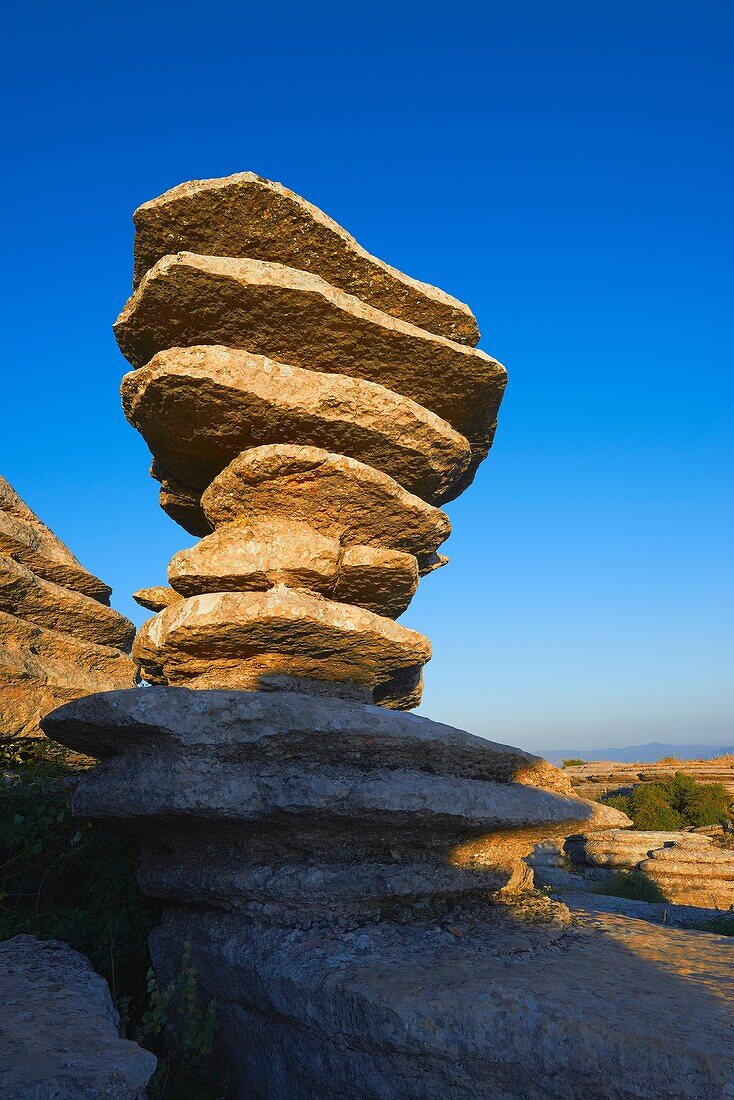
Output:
top-left (562, 758), bottom-right (586, 768)
top-left (594, 871), bottom-right (667, 904)
top-left (602, 772), bottom-right (733, 830)
top-left (0, 737), bottom-right (222, 1098)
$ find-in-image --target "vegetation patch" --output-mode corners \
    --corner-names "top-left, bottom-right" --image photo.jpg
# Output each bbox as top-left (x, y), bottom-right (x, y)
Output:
top-left (0, 736), bottom-right (223, 1098)
top-left (602, 772), bottom-right (733, 831)
top-left (593, 870), bottom-right (668, 904)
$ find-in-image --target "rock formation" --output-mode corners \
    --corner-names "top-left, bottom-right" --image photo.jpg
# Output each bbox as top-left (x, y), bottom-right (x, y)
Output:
top-left (40, 175), bottom-right (734, 1097)
top-left (566, 828), bottom-right (734, 907)
top-left (0, 477), bottom-right (137, 738)
top-left (0, 935), bottom-right (156, 1098)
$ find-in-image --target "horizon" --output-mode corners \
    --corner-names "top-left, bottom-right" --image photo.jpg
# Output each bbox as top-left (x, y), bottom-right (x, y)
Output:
top-left (1, 1), bottom-right (732, 752)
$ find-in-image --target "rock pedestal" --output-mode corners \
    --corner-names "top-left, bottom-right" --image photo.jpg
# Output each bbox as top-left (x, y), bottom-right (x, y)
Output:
top-left (0, 477), bottom-right (137, 738)
top-left (40, 175), bottom-right (733, 1098)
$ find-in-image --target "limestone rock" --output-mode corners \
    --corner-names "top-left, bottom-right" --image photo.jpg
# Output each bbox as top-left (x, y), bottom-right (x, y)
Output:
top-left (564, 829), bottom-right (697, 869)
top-left (44, 689), bottom-right (613, 919)
top-left (132, 587), bottom-right (431, 695)
top-left (168, 519), bottom-right (419, 618)
top-left (639, 840), bottom-right (734, 907)
top-left (132, 585), bottom-right (182, 611)
top-left (113, 253), bottom-right (506, 477)
top-left (148, 906), bottom-right (734, 1100)
top-left (0, 611), bottom-right (138, 738)
top-left (201, 445), bottom-right (450, 571)
top-left (131, 172), bottom-right (480, 345)
top-left (0, 556), bottom-right (135, 650)
top-left (0, 477), bottom-right (111, 602)
top-left (0, 935), bottom-right (156, 1098)
top-left (121, 345), bottom-right (471, 504)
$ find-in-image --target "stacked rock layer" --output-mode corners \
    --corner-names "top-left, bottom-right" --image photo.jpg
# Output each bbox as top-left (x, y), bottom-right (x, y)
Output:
top-left (0, 476), bottom-right (137, 737)
top-left (115, 173), bottom-right (508, 708)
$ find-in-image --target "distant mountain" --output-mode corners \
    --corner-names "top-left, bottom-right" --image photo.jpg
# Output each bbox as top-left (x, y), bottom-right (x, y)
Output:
top-left (542, 742), bottom-right (734, 765)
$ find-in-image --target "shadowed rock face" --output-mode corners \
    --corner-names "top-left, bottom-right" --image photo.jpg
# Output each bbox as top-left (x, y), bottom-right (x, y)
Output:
top-left (131, 171), bottom-right (480, 344)
top-left (0, 479), bottom-right (137, 738)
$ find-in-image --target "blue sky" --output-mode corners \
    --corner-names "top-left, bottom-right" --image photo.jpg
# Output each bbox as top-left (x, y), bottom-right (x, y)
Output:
top-left (1, 1), bottom-right (731, 751)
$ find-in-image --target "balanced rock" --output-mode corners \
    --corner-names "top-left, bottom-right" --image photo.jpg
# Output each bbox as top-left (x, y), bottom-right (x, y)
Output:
top-left (131, 172), bottom-right (480, 344)
top-left (168, 519), bottom-right (418, 618)
top-left (114, 253), bottom-right (506, 473)
top-left (0, 935), bottom-right (156, 1099)
top-left (132, 587), bottom-right (431, 698)
top-left (121, 345), bottom-right (470, 504)
top-left (201, 444), bottom-right (450, 571)
top-left (0, 477), bottom-right (111, 602)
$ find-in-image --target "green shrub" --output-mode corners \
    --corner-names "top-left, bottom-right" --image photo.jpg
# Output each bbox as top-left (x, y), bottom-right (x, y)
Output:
top-left (602, 772), bottom-right (733, 830)
top-left (562, 758), bottom-right (586, 768)
top-left (0, 737), bottom-right (223, 1098)
top-left (689, 913), bottom-right (734, 937)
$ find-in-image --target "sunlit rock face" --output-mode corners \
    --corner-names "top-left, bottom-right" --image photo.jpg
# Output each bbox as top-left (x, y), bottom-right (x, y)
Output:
top-left (0, 476), bottom-right (137, 738)
top-left (113, 174), bottom-right (508, 706)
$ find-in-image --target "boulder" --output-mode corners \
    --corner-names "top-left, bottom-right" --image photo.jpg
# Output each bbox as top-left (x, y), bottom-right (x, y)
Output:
top-left (132, 587), bottom-right (431, 695)
top-left (131, 171), bottom-right (480, 345)
top-left (201, 445), bottom-right (450, 571)
top-left (564, 829), bottom-right (699, 869)
top-left (113, 253), bottom-right (506, 476)
top-left (168, 518), bottom-right (419, 618)
top-left (0, 935), bottom-right (156, 1099)
top-left (0, 556), bottom-right (135, 650)
top-left (121, 345), bottom-right (470, 504)
top-left (0, 477), bottom-right (111, 602)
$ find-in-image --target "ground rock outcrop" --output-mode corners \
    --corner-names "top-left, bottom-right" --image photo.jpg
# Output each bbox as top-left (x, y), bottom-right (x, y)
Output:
top-left (0, 935), bottom-right (156, 1099)
top-left (0, 479), bottom-right (137, 738)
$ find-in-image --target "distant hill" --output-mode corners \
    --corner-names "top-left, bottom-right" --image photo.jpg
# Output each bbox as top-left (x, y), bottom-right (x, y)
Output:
top-left (543, 742), bottom-right (734, 765)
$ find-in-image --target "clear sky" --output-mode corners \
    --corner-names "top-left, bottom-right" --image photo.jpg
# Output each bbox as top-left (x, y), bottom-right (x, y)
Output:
top-left (1, 1), bottom-right (732, 752)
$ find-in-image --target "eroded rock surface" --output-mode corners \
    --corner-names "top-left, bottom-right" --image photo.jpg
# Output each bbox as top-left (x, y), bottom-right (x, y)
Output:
top-left (114, 253), bottom-right (506, 471)
top-left (0, 935), bottom-right (156, 1099)
top-left (122, 345), bottom-right (470, 504)
top-left (131, 172), bottom-right (480, 344)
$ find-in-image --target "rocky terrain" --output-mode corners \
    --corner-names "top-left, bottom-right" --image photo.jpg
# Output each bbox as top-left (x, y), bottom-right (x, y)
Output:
top-left (0, 477), bottom-right (137, 738)
top-left (564, 756), bottom-right (734, 800)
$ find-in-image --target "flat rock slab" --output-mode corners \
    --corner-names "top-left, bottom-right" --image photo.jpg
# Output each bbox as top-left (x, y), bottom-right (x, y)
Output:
top-left (168, 518), bottom-right (419, 618)
top-left (114, 253), bottom-right (506, 477)
top-left (132, 584), bottom-right (182, 611)
top-left (0, 935), bottom-right (156, 1099)
top-left (131, 171), bottom-right (480, 345)
top-left (0, 555), bottom-right (135, 650)
top-left (0, 610), bottom-right (138, 737)
top-left (149, 906), bottom-right (734, 1100)
top-left (121, 345), bottom-right (470, 505)
top-left (202, 444), bottom-right (450, 571)
top-left (564, 829), bottom-right (705, 869)
top-left (132, 587), bottom-right (431, 695)
top-left (0, 476), bottom-right (111, 602)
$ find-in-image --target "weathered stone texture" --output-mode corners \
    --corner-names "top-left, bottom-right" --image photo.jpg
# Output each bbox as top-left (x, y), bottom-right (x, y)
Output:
top-left (132, 588), bottom-right (431, 695)
top-left (168, 519), bottom-right (418, 618)
top-left (132, 584), bottom-right (182, 611)
top-left (0, 479), bottom-right (137, 736)
top-left (114, 253), bottom-right (506, 475)
top-left (0, 476), bottom-right (111, 602)
top-left (121, 345), bottom-right (470, 504)
top-left (201, 444), bottom-right (450, 571)
top-left (0, 935), bottom-right (156, 1099)
top-left (132, 172), bottom-right (480, 344)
